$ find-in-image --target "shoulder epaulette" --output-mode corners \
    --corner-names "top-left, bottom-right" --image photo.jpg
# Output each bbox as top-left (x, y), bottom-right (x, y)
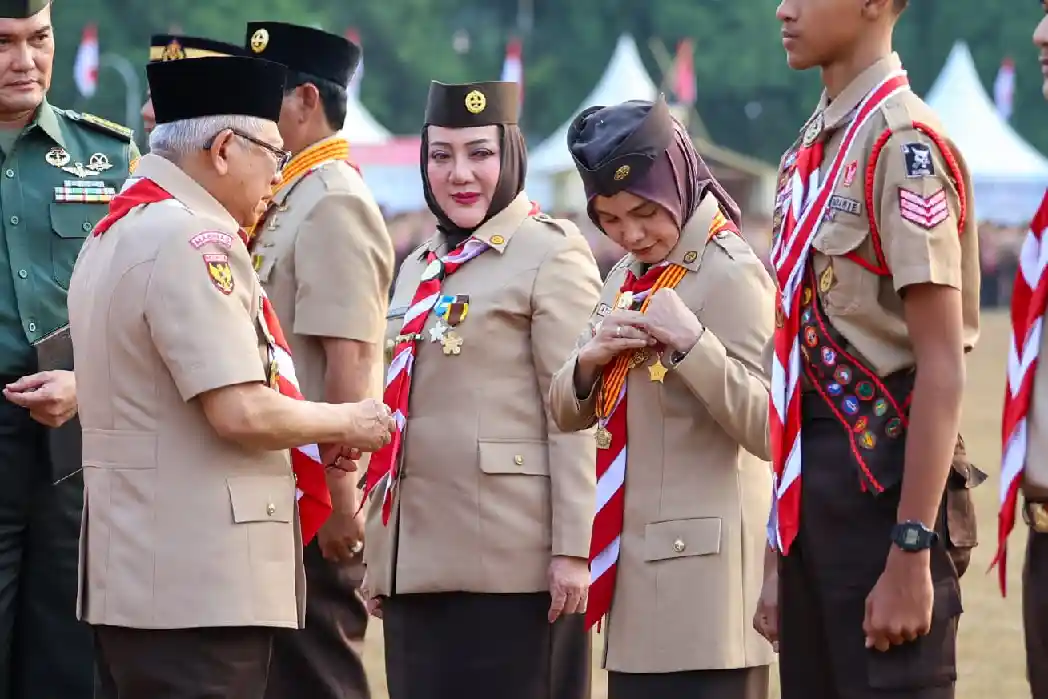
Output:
top-left (64, 110), bottom-right (134, 142)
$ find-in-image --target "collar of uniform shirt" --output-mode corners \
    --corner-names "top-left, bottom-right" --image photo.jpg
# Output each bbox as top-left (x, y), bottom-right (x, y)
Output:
top-left (816, 52), bottom-right (903, 132)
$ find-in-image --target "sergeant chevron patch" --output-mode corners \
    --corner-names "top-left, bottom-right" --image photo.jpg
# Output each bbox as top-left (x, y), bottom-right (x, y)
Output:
top-left (898, 187), bottom-right (948, 230)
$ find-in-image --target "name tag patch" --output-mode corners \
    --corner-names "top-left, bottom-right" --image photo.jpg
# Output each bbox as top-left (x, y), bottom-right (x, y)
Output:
top-left (901, 142), bottom-right (934, 178)
top-left (595, 303), bottom-right (611, 317)
top-left (829, 195), bottom-right (862, 217)
top-left (189, 231), bottom-right (235, 250)
top-left (54, 179), bottom-right (115, 203)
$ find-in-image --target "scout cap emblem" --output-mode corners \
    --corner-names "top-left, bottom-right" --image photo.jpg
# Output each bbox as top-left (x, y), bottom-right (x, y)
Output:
top-left (250, 28), bottom-right (269, 53)
top-left (802, 112), bottom-right (824, 147)
top-left (464, 90), bottom-right (486, 114)
top-left (613, 165), bottom-right (630, 181)
top-left (162, 38), bottom-right (186, 61)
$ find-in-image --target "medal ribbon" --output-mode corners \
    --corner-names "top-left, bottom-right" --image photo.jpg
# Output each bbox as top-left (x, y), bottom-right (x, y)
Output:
top-left (768, 71), bottom-right (910, 555)
top-left (995, 189), bottom-right (1048, 595)
top-left (245, 136), bottom-right (360, 241)
top-left (92, 177), bottom-right (333, 544)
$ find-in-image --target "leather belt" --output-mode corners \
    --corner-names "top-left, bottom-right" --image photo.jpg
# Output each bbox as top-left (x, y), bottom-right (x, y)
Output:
top-left (1024, 500), bottom-right (1048, 533)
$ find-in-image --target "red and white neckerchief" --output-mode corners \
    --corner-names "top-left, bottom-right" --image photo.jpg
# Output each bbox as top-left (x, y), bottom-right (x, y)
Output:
top-left (768, 71), bottom-right (910, 554)
top-left (93, 177), bottom-right (333, 545)
top-left (586, 260), bottom-right (687, 631)
top-left (994, 189), bottom-right (1048, 595)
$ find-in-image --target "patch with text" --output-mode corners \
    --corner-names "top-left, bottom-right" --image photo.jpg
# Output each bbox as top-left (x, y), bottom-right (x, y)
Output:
top-left (189, 231), bottom-right (235, 250)
top-left (829, 195), bottom-right (862, 217)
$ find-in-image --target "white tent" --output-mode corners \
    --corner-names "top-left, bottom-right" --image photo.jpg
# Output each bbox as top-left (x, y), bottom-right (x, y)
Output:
top-left (925, 41), bottom-right (1048, 224)
top-left (341, 94), bottom-right (393, 145)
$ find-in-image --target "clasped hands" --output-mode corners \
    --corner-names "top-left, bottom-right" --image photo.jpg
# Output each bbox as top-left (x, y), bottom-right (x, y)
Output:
top-left (579, 289), bottom-right (702, 371)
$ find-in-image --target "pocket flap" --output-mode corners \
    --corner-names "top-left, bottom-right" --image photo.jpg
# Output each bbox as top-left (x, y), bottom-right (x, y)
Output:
top-left (478, 440), bottom-right (549, 476)
top-left (643, 517), bottom-right (721, 562)
top-left (811, 218), bottom-right (869, 256)
top-left (50, 201), bottom-right (103, 238)
top-left (227, 475), bottom-right (295, 524)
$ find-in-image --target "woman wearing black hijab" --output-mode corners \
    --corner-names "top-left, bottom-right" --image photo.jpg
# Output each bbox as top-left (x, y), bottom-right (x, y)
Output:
top-left (360, 80), bottom-right (601, 699)
top-left (549, 96), bottom-right (778, 699)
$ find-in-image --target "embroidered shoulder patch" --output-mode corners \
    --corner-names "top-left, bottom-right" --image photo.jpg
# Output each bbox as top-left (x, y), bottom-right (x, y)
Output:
top-left (203, 253), bottom-right (234, 295)
top-left (901, 142), bottom-right (934, 178)
top-left (898, 188), bottom-right (948, 230)
top-left (842, 161), bottom-right (858, 187)
top-left (189, 231), bottom-right (235, 250)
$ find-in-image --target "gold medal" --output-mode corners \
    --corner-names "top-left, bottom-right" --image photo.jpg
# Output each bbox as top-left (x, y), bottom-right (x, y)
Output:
top-left (648, 357), bottom-right (669, 383)
top-left (819, 264), bottom-right (834, 293)
top-left (440, 331), bottom-right (464, 356)
top-left (595, 426), bottom-right (612, 450)
top-left (802, 112), bottom-right (824, 148)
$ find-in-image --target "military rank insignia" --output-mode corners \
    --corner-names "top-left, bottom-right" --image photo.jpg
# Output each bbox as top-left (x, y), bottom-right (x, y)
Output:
top-left (204, 253), bottom-right (234, 294)
top-left (54, 180), bottom-right (116, 203)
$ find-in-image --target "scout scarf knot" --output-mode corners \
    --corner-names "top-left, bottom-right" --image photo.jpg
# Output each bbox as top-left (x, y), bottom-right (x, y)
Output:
top-left (767, 71), bottom-right (910, 554)
top-left (92, 176), bottom-right (333, 545)
top-left (995, 189), bottom-right (1048, 595)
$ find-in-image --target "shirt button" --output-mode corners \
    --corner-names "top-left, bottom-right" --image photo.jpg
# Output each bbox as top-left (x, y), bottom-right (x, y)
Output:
top-left (82, 222), bottom-right (92, 232)
top-left (27, 322), bottom-right (36, 332)
top-left (514, 455), bottom-right (524, 466)
top-left (4, 169), bottom-right (13, 178)
top-left (266, 502), bottom-right (276, 516)
top-left (9, 216), bottom-right (17, 225)
top-left (17, 269), bottom-right (26, 279)
top-left (672, 539), bottom-right (686, 553)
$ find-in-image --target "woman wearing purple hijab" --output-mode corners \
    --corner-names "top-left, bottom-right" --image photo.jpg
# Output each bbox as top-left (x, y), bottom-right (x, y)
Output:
top-left (548, 96), bottom-right (777, 699)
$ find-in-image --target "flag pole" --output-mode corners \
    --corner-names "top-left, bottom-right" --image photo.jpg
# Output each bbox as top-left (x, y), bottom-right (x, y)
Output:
top-left (99, 53), bottom-right (142, 141)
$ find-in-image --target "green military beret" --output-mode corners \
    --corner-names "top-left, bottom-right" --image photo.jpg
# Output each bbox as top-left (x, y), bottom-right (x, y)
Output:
top-left (0, 0), bottom-right (49, 18)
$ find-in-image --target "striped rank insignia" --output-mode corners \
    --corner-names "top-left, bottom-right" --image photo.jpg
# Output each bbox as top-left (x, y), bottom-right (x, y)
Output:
top-left (54, 179), bottom-right (116, 203)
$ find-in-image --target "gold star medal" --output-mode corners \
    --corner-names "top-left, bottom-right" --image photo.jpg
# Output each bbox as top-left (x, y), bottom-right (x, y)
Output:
top-left (648, 356), bottom-right (669, 383)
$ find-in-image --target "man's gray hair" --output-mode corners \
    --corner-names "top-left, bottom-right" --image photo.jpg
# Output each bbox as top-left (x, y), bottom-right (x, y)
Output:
top-left (148, 115), bottom-right (270, 159)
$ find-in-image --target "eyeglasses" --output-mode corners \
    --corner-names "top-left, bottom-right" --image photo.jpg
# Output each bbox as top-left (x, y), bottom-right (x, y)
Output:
top-left (204, 128), bottom-right (291, 171)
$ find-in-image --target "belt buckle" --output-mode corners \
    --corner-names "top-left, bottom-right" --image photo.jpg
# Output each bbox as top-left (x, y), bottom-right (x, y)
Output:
top-left (1024, 501), bottom-right (1048, 533)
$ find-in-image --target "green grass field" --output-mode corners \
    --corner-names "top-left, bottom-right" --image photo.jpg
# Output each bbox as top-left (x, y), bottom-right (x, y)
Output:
top-left (357, 310), bottom-right (1028, 698)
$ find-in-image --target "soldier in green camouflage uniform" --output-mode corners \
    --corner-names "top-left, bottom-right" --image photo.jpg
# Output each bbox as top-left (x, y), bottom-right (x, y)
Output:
top-left (0, 2), bottom-right (137, 698)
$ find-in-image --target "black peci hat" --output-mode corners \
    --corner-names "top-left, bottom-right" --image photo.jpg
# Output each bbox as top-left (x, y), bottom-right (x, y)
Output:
top-left (146, 56), bottom-right (287, 126)
top-left (150, 35), bottom-right (246, 63)
top-left (244, 21), bottom-right (360, 87)
top-left (0, 0), bottom-right (48, 17)
top-left (567, 95), bottom-right (674, 197)
top-left (424, 81), bottom-right (519, 128)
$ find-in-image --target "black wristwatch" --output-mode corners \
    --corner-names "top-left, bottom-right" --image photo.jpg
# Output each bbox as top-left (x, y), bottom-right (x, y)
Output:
top-left (890, 521), bottom-right (939, 552)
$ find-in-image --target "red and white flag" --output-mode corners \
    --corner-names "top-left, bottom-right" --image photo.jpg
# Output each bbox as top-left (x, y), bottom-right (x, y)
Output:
top-left (74, 23), bottom-right (99, 98)
top-left (501, 37), bottom-right (523, 109)
top-left (994, 57), bottom-right (1016, 122)
top-left (673, 38), bottom-right (696, 106)
top-left (346, 28), bottom-right (363, 97)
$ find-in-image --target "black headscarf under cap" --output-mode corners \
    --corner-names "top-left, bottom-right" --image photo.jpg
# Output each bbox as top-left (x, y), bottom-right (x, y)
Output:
top-left (147, 56), bottom-right (287, 125)
top-left (568, 95), bottom-right (741, 231)
top-left (0, 0), bottom-right (48, 17)
top-left (421, 81), bottom-right (528, 245)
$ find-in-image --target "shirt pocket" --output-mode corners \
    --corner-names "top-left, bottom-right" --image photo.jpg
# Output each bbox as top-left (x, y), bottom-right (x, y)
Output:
top-left (477, 439), bottom-right (552, 550)
top-left (50, 202), bottom-right (102, 289)
top-left (810, 220), bottom-right (878, 316)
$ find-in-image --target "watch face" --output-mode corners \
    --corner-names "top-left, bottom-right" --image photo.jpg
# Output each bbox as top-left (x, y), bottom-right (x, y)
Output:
top-left (903, 528), bottom-right (920, 546)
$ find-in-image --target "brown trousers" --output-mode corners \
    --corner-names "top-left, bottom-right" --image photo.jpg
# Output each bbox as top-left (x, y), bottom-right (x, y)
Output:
top-left (264, 542), bottom-right (370, 699)
top-left (777, 394), bottom-right (962, 699)
top-left (94, 625), bottom-right (274, 699)
top-left (1025, 528), bottom-right (1048, 698)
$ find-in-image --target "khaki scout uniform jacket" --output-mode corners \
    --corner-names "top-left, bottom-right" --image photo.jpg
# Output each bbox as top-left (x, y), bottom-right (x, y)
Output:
top-left (253, 140), bottom-right (394, 406)
top-left (68, 154), bottom-right (304, 629)
top-left (364, 193), bottom-right (602, 597)
top-left (794, 53), bottom-right (980, 379)
top-left (548, 194), bottom-right (777, 674)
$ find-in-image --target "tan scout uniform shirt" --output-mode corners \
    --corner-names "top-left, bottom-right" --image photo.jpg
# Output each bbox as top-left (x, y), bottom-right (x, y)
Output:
top-left (68, 154), bottom-right (304, 630)
top-left (364, 193), bottom-right (602, 597)
top-left (253, 143), bottom-right (394, 407)
top-left (799, 53), bottom-right (979, 379)
top-left (549, 194), bottom-right (777, 674)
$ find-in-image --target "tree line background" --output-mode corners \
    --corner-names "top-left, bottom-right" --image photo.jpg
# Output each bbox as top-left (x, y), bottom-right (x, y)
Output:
top-left (48, 0), bottom-right (1046, 164)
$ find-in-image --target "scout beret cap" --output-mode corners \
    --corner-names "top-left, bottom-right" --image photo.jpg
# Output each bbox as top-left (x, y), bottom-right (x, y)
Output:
top-left (146, 56), bottom-right (287, 125)
top-left (567, 95), bottom-right (674, 197)
top-left (150, 35), bottom-right (246, 63)
top-left (424, 81), bottom-right (519, 128)
top-left (0, 0), bottom-right (48, 17)
top-left (244, 21), bottom-right (360, 87)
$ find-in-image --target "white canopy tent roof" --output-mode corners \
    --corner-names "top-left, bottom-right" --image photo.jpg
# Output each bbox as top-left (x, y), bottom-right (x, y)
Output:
top-left (341, 93), bottom-right (393, 145)
top-left (925, 41), bottom-right (1048, 224)
top-left (527, 34), bottom-right (658, 175)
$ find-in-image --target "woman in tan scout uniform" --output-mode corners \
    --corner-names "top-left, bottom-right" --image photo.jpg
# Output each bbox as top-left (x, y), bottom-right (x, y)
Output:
top-left (759, 1), bottom-right (982, 697)
top-left (548, 96), bottom-right (776, 699)
top-left (359, 80), bottom-right (601, 699)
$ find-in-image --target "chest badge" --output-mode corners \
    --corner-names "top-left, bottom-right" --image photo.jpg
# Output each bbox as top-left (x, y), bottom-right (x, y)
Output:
top-left (819, 265), bottom-right (835, 293)
top-left (87, 153), bottom-right (112, 173)
top-left (45, 147), bottom-right (70, 168)
top-left (440, 332), bottom-right (464, 356)
top-left (203, 253), bottom-right (234, 295)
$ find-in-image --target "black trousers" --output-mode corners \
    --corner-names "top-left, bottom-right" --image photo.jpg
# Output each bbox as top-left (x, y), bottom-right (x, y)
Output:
top-left (383, 591), bottom-right (591, 699)
top-left (0, 397), bottom-right (94, 699)
top-left (607, 666), bottom-right (769, 699)
top-left (95, 625), bottom-right (274, 699)
top-left (1025, 528), bottom-right (1048, 698)
top-left (778, 395), bottom-right (960, 699)
top-left (264, 541), bottom-right (370, 699)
